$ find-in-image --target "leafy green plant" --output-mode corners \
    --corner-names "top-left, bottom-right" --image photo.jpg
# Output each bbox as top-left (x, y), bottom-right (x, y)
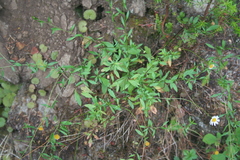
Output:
top-left (39, 44), bottom-right (48, 53)
top-left (31, 77), bottom-right (40, 85)
top-left (78, 20), bottom-right (88, 33)
top-left (182, 149), bottom-right (198, 160)
top-left (83, 9), bottom-right (97, 20)
top-left (0, 81), bottom-right (19, 128)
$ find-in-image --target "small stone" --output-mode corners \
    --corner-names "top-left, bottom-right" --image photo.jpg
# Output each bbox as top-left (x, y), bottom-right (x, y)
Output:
top-left (53, 15), bottom-right (60, 24)
top-left (10, 0), bottom-right (18, 10)
top-left (82, 1), bottom-right (92, 8)
top-left (62, 84), bottom-right (75, 97)
top-left (61, 14), bottom-right (67, 30)
top-left (129, 0), bottom-right (146, 17)
top-left (59, 53), bottom-right (71, 66)
top-left (66, 41), bottom-right (74, 50)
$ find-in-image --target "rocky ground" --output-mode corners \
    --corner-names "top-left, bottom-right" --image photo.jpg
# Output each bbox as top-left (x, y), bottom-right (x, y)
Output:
top-left (0, 0), bottom-right (239, 160)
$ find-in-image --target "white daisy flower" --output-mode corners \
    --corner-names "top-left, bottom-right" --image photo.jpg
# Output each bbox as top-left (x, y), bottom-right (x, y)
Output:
top-left (208, 64), bottom-right (215, 69)
top-left (210, 116), bottom-right (220, 126)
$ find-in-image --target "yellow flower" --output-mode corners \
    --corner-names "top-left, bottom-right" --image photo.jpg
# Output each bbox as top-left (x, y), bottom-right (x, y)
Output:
top-left (54, 134), bottom-right (60, 140)
top-left (144, 141), bottom-right (150, 147)
top-left (208, 64), bottom-right (215, 69)
top-left (214, 150), bottom-right (219, 155)
top-left (38, 126), bottom-right (44, 131)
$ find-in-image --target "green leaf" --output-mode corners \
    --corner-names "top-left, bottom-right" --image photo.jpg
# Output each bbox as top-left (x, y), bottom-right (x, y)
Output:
top-left (51, 27), bottom-right (63, 34)
top-left (206, 25), bottom-right (219, 32)
top-left (66, 34), bottom-right (83, 41)
top-left (205, 43), bottom-right (215, 49)
top-left (51, 51), bottom-right (59, 60)
top-left (39, 44), bottom-right (48, 53)
top-left (84, 104), bottom-right (96, 111)
top-left (38, 89), bottom-right (47, 96)
top-left (50, 69), bottom-right (59, 79)
top-left (81, 92), bottom-right (92, 98)
top-left (108, 89), bottom-right (116, 98)
top-left (69, 24), bottom-right (75, 32)
top-left (135, 129), bottom-right (144, 137)
top-left (203, 133), bottom-right (217, 145)
top-left (74, 90), bottom-right (82, 106)
top-left (0, 117), bottom-right (6, 127)
top-left (83, 9), bottom-right (97, 20)
top-left (32, 53), bottom-right (43, 62)
top-left (128, 79), bottom-right (139, 87)
top-left (61, 121), bottom-right (73, 125)
top-left (31, 77), bottom-right (40, 84)
top-left (183, 149), bottom-right (198, 160)
top-left (27, 102), bottom-right (36, 108)
top-left (78, 20), bottom-right (88, 33)
top-left (3, 93), bottom-right (16, 107)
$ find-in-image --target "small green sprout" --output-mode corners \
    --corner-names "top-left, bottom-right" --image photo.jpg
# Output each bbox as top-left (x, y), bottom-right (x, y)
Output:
top-left (83, 9), bottom-right (97, 20)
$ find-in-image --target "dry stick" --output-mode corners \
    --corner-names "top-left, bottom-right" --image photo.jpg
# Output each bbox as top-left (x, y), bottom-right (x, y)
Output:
top-left (202, 0), bottom-right (213, 21)
top-left (161, 4), bottom-right (170, 38)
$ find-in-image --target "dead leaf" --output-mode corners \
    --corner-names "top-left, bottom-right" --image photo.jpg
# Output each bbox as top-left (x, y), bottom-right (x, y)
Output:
top-left (16, 42), bottom-right (26, 50)
top-left (167, 59), bottom-right (172, 67)
top-left (31, 46), bottom-right (39, 55)
top-left (150, 105), bottom-right (157, 114)
top-left (93, 134), bottom-right (99, 140)
top-left (175, 106), bottom-right (185, 119)
top-left (154, 86), bottom-right (165, 93)
top-left (10, 55), bottom-right (18, 61)
top-left (135, 107), bottom-right (143, 115)
top-left (17, 57), bottom-right (26, 63)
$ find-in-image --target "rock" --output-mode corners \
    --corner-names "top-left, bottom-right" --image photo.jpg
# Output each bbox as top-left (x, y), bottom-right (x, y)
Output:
top-left (129, 0), bottom-right (146, 17)
top-left (192, 0), bottom-right (215, 13)
top-left (0, 42), bottom-right (20, 84)
top-left (82, 1), bottom-right (92, 8)
top-left (59, 53), bottom-right (71, 66)
top-left (62, 84), bottom-right (75, 97)
top-left (61, 14), bottom-right (68, 30)
top-left (0, 20), bottom-right (9, 37)
top-left (10, 0), bottom-right (18, 10)
top-left (35, 70), bottom-right (55, 88)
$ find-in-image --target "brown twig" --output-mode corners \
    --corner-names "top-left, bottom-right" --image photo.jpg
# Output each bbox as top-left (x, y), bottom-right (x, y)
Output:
top-left (202, 0), bottom-right (213, 20)
top-left (161, 4), bottom-right (170, 38)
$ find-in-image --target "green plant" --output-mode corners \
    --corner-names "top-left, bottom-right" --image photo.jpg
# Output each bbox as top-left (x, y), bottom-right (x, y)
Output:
top-left (182, 149), bottom-right (198, 160)
top-left (78, 20), bottom-right (88, 33)
top-left (0, 81), bottom-right (19, 128)
top-left (83, 9), bottom-right (97, 20)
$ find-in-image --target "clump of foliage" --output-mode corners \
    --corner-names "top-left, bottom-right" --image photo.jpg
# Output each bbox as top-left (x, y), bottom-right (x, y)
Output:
top-left (0, 80), bottom-right (19, 128)
top-left (3, 0), bottom-right (239, 159)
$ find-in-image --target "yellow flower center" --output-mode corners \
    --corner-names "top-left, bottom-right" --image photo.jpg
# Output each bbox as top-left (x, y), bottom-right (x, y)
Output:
top-left (54, 134), bottom-right (60, 140)
top-left (144, 141), bottom-right (150, 147)
top-left (212, 118), bottom-right (217, 122)
top-left (38, 127), bottom-right (44, 131)
top-left (209, 64), bottom-right (215, 69)
top-left (214, 150), bottom-right (219, 155)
